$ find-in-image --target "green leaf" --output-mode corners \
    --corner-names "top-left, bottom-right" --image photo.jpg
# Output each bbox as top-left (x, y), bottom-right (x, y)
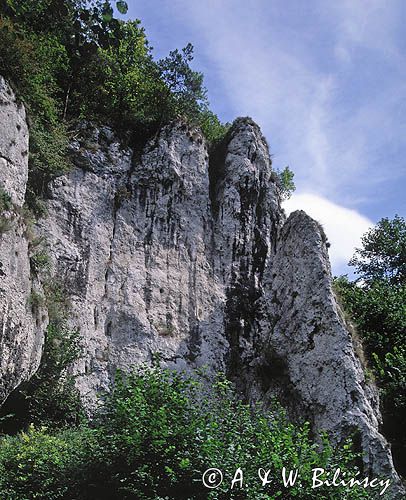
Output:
top-left (102, 2), bottom-right (114, 22)
top-left (102, 11), bottom-right (113, 22)
top-left (116, 1), bottom-right (128, 14)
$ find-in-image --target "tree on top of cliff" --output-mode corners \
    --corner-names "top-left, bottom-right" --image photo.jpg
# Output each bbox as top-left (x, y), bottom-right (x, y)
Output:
top-left (0, 0), bottom-right (228, 205)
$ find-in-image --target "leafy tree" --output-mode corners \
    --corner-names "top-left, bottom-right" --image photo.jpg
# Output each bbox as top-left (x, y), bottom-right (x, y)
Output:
top-left (0, 0), bottom-right (227, 206)
top-left (0, 0), bottom-right (128, 33)
top-left (0, 15), bottom-right (71, 187)
top-left (83, 20), bottom-right (163, 128)
top-left (334, 215), bottom-right (406, 476)
top-left (349, 215), bottom-right (406, 285)
top-left (157, 43), bottom-right (207, 124)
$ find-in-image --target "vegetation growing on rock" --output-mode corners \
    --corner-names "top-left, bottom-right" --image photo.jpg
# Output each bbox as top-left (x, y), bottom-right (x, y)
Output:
top-left (0, 1), bottom-right (401, 497)
top-left (0, 0), bottom-right (229, 205)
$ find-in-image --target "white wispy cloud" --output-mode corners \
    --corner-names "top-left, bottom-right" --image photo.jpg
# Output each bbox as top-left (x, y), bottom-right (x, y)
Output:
top-left (329, 0), bottom-right (404, 65)
top-left (167, 0), bottom-right (405, 201)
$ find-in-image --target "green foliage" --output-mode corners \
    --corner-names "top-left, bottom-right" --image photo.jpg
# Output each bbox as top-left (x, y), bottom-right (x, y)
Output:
top-left (349, 214), bottom-right (406, 285)
top-left (157, 43), bottom-right (207, 123)
top-left (28, 289), bottom-right (46, 311)
top-left (334, 215), bottom-right (406, 475)
top-left (0, 216), bottom-right (13, 234)
top-left (22, 322), bottom-right (84, 429)
top-left (199, 109), bottom-right (231, 145)
top-left (43, 281), bottom-right (70, 323)
top-left (0, 425), bottom-right (73, 499)
top-left (0, 186), bottom-right (14, 233)
top-left (115, 1), bottom-right (128, 15)
top-left (0, 367), bottom-right (368, 499)
top-left (0, 186), bottom-right (12, 212)
top-left (334, 276), bottom-right (405, 357)
top-left (373, 346), bottom-right (406, 411)
top-left (275, 166), bottom-right (296, 200)
top-left (28, 119), bottom-right (71, 190)
top-left (90, 368), bottom-right (366, 499)
top-left (0, 14), bottom-right (71, 197)
top-left (79, 19), bottom-right (161, 128)
top-left (0, 14), bottom-right (69, 113)
top-left (0, 0), bottom-right (226, 207)
top-left (0, 323), bottom-right (85, 434)
top-left (0, 425), bottom-right (95, 500)
top-left (30, 248), bottom-right (51, 274)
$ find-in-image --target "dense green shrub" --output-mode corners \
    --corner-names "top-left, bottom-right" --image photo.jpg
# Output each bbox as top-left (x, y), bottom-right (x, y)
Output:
top-left (0, 367), bottom-right (370, 499)
top-left (0, 322), bottom-right (85, 434)
top-left (0, 426), bottom-right (80, 499)
top-left (199, 109), bottom-right (231, 145)
top-left (334, 276), bottom-right (406, 476)
top-left (0, 15), bottom-right (71, 191)
top-left (85, 368), bottom-right (368, 499)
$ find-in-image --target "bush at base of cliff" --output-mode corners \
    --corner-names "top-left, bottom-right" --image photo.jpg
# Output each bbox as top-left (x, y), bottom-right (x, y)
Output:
top-left (0, 322), bottom-right (85, 434)
top-left (0, 426), bottom-right (93, 500)
top-left (0, 367), bottom-right (369, 499)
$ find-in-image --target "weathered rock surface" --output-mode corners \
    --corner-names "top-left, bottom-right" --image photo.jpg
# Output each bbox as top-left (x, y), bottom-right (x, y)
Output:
top-left (37, 122), bottom-right (229, 403)
top-left (0, 76), bottom-right (29, 206)
top-left (260, 210), bottom-right (399, 484)
top-left (0, 77), bottom-right (47, 404)
top-left (0, 74), bottom-right (402, 495)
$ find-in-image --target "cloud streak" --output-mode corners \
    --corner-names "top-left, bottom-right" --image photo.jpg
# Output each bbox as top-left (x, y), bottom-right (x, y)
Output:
top-left (162, 0), bottom-right (405, 205)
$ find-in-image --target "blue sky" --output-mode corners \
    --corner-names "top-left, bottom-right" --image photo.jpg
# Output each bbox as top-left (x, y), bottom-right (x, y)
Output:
top-left (124, 0), bottom-right (405, 275)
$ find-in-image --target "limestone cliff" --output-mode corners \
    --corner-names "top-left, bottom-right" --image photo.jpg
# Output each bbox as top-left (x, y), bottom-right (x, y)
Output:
top-left (0, 76), bottom-right (47, 404)
top-left (0, 76), bottom-right (402, 495)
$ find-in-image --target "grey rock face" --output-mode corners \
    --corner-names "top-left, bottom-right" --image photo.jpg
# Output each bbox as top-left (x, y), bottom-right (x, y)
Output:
top-left (38, 122), bottom-right (228, 404)
top-left (260, 210), bottom-right (400, 485)
top-left (0, 72), bottom-right (401, 493)
top-left (0, 76), bottom-right (29, 207)
top-left (37, 118), bottom-right (401, 492)
top-left (0, 77), bottom-right (46, 404)
top-left (211, 119), bottom-right (284, 390)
